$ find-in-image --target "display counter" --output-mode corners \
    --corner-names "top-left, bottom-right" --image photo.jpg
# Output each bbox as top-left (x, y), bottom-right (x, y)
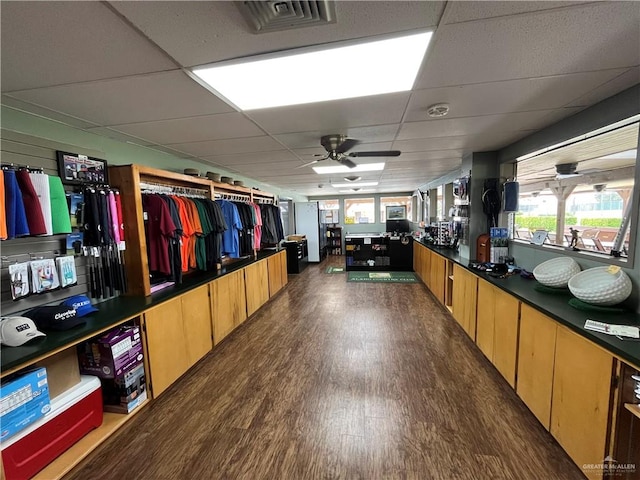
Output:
top-left (345, 233), bottom-right (413, 271)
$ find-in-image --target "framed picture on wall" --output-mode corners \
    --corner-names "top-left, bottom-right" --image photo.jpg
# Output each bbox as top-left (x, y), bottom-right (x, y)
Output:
top-left (386, 205), bottom-right (407, 220)
top-left (57, 151), bottom-right (109, 185)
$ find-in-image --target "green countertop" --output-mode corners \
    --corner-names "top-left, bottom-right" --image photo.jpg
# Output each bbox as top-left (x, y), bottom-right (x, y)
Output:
top-left (418, 242), bottom-right (640, 368)
top-left (1, 250), bottom-right (282, 374)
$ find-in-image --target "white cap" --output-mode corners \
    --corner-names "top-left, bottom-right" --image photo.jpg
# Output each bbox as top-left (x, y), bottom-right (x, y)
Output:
top-left (0, 317), bottom-right (46, 347)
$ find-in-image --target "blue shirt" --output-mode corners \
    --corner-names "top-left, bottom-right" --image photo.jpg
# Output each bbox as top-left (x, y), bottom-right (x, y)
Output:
top-left (216, 200), bottom-right (243, 258)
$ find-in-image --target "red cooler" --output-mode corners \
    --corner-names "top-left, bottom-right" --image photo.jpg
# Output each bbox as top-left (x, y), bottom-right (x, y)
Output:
top-left (1, 376), bottom-right (103, 480)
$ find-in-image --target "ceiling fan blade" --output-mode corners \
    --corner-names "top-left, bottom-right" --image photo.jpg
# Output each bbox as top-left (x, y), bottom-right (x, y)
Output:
top-left (338, 158), bottom-right (357, 169)
top-left (348, 150), bottom-right (401, 157)
top-left (297, 157), bottom-right (327, 168)
top-left (335, 138), bottom-right (361, 154)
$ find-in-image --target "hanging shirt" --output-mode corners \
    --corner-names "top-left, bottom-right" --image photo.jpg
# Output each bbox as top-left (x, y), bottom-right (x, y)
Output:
top-left (143, 194), bottom-right (176, 276)
top-left (171, 196), bottom-right (195, 272)
top-left (15, 169), bottom-right (47, 235)
top-left (28, 172), bottom-right (53, 235)
top-left (183, 198), bottom-right (203, 270)
top-left (48, 175), bottom-right (72, 234)
top-left (3, 169), bottom-right (30, 239)
top-left (253, 203), bottom-right (262, 250)
top-left (0, 172), bottom-right (7, 240)
top-left (216, 199), bottom-right (243, 258)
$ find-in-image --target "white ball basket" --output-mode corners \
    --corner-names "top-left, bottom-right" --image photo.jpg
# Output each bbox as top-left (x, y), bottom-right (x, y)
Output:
top-left (533, 257), bottom-right (581, 288)
top-left (568, 266), bottom-right (632, 306)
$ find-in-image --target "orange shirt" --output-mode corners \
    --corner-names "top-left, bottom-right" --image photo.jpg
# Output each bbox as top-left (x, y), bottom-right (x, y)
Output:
top-left (170, 196), bottom-right (195, 272)
top-left (183, 198), bottom-right (203, 270)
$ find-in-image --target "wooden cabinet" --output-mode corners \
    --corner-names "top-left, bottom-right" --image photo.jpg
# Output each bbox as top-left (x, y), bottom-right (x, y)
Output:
top-left (516, 304), bottom-right (557, 429)
top-left (143, 298), bottom-right (191, 397)
top-left (244, 259), bottom-right (269, 317)
top-left (451, 265), bottom-right (478, 339)
top-left (550, 326), bottom-right (614, 472)
top-left (210, 269), bottom-right (247, 345)
top-left (180, 285), bottom-right (213, 366)
top-left (413, 242), bottom-right (423, 279)
top-left (475, 279), bottom-right (520, 387)
top-left (476, 279), bottom-right (496, 359)
top-left (268, 250), bottom-right (287, 297)
top-left (429, 252), bottom-right (447, 305)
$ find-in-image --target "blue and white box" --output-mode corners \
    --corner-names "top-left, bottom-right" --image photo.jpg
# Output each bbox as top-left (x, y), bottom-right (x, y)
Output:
top-left (0, 367), bottom-right (51, 440)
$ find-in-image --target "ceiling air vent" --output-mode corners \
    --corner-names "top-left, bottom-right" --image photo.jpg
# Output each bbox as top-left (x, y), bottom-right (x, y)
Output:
top-left (238, 1), bottom-right (337, 33)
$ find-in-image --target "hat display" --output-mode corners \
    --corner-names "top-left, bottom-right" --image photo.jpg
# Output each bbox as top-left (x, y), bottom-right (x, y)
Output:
top-left (24, 305), bottom-right (85, 331)
top-left (0, 317), bottom-right (46, 347)
top-left (60, 295), bottom-right (99, 317)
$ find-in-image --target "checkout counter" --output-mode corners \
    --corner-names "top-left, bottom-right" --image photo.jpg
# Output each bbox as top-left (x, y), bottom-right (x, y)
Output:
top-left (345, 233), bottom-right (413, 271)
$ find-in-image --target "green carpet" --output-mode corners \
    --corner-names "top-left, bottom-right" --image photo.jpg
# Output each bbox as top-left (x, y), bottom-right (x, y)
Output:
top-left (347, 271), bottom-right (418, 283)
top-left (325, 266), bottom-right (345, 274)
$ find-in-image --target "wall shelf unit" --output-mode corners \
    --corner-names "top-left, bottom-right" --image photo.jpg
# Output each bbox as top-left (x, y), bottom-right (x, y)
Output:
top-left (109, 165), bottom-right (278, 297)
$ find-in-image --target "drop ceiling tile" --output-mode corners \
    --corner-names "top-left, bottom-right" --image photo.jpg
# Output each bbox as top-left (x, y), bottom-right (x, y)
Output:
top-left (248, 94), bottom-right (409, 135)
top-left (110, 113), bottom-right (264, 145)
top-left (111, 1), bottom-right (444, 67)
top-left (417, 2), bottom-right (640, 89)
top-left (397, 110), bottom-right (562, 141)
top-left (393, 130), bottom-right (537, 153)
top-left (407, 69), bottom-right (629, 122)
top-left (566, 67), bottom-right (640, 107)
top-left (1, 96), bottom-right (100, 129)
top-left (1, 2), bottom-right (175, 92)
top-left (444, 1), bottom-right (590, 24)
top-left (8, 71), bottom-right (235, 126)
top-left (166, 136), bottom-right (284, 157)
top-left (83, 127), bottom-right (156, 146)
top-left (204, 150), bottom-right (299, 166)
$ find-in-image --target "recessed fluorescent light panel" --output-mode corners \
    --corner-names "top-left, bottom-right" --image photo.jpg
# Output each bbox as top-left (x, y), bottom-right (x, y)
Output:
top-left (191, 32), bottom-right (432, 110)
top-left (312, 163), bottom-right (385, 174)
top-left (338, 189), bottom-right (375, 193)
top-left (332, 182), bottom-right (379, 188)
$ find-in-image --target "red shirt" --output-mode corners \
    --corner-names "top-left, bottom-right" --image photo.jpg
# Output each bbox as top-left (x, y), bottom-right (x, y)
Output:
top-left (143, 195), bottom-right (176, 275)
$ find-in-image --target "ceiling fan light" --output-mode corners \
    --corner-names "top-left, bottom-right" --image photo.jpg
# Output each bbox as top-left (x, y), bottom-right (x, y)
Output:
top-left (594, 184), bottom-right (607, 192)
top-left (332, 182), bottom-right (379, 188)
top-left (343, 176), bottom-right (361, 182)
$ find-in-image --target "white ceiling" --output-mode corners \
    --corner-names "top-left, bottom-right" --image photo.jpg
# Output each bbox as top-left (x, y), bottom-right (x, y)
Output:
top-left (2, 1), bottom-right (639, 196)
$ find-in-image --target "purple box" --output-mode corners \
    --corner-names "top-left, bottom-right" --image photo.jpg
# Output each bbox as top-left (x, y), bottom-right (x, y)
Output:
top-left (78, 326), bottom-right (143, 379)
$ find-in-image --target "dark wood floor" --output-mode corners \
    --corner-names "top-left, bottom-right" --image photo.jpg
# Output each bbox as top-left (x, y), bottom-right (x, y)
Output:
top-left (66, 256), bottom-right (585, 480)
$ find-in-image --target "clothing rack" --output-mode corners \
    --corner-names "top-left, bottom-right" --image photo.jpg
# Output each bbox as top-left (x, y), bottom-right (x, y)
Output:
top-left (1, 163), bottom-right (44, 173)
top-left (254, 197), bottom-right (275, 205)
top-left (140, 181), bottom-right (208, 198)
top-left (215, 192), bottom-right (251, 202)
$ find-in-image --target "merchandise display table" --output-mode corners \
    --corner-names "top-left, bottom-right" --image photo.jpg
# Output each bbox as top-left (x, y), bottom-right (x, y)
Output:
top-left (345, 233), bottom-right (413, 271)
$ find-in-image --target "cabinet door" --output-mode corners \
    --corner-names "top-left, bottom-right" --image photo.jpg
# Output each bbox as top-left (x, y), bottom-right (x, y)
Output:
top-left (430, 253), bottom-right (446, 304)
top-left (211, 270), bottom-right (247, 345)
top-left (492, 288), bottom-right (520, 387)
top-left (143, 297), bottom-right (189, 397)
top-left (279, 250), bottom-right (288, 288)
top-left (245, 260), bottom-right (269, 317)
top-left (268, 253), bottom-right (282, 297)
top-left (181, 285), bottom-right (213, 367)
top-left (475, 279), bottom-right (495, 360)
top-left (551, 327), bottom-right (614, 470)
top-left (517, 304), bottom-right (557, 429)
top-left (452, 265), bottom-right (478, 339)
top-left (413, 242), bottom-right (422, 277)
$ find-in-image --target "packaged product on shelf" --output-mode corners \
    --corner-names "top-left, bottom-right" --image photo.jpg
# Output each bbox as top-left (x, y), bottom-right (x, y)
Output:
top-left (102, 362), bottom-right (147, 414)
top-left (8, 262), bottom-right (29, 300)
top-left (55, 255), bottom-right (78, 288)
top-left (78, 326), bottom-right (143, 379)
top-left (29, 258), bottom-right (60, 293)
top-left (0, 367), bottom-right (51, 441)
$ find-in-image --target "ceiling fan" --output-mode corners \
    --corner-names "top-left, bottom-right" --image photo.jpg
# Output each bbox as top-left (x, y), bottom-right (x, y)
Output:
top-left (298, 134), bottom-right (401, 169)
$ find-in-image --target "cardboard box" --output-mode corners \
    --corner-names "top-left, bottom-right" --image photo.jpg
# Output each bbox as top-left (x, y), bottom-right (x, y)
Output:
top-left (35, 348), bottom-right (81, 400)
top-left (101, 362), bottom-right (146, 407)
top-left (0, 367), bottom-right (51, 441)
top-left (78, 326), bottom-right (143, 379)
top-left (103, 389), bottom-right (147, 414)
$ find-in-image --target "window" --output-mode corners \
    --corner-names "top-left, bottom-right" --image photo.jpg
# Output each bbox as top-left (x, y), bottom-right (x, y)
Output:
top-left (319, 199), bottom-right (339, 223)
top-left (514, 118), bottom-right (638, 258)
top-left (344, 198), bottom-right (375, 224)
top-left (380, 196), bottom-right (412, 222)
